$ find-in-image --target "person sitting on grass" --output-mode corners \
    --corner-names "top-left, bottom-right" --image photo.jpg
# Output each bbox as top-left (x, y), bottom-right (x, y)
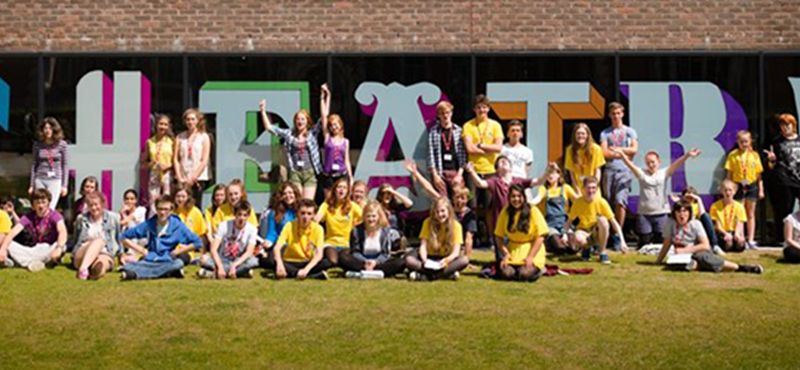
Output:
top-left (198, 200), bottom-right (259, 279)
top-left (674, 186), bottom-right (724, 255)
top-left (119, 195), bottom-right (202, 280)
top-left (0, 189), bottom-right (67, 272)
top-left (494, 184), bottom-right (549, 282)
top-left (781, 207), bottom-right (800, 263)
top-left (258, 182), bottom-right (300, 256)
top-left (531, 166), bottom-right (579, 256)
top-left (338, 200), bottom-right (406, 279)
top-left (567, 176), bottom-right (627, 264)
top-left (315, 177), bottom-right (363, 267)
top-left (613, 146), bottom-right (701, 248)
top-left (173, 184), bottom-right (208, 265)
top-left (266, 199), bottom-right (332, 280)
top-left (405, 197), bottom-right (469, 281)
top-left (709, 179), bottom-right (747, 252)
top-left (406, 160), bottom-right (478, 268)
top-left (71, 192), bottom-right (122, 280)
top-left (657, 200), bottom-right (763, 274)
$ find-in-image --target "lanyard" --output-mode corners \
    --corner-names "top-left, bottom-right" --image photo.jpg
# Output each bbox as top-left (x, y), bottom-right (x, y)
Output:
top-left (740, 150), bottom-right (755, 180)
top-left (45, 148), bottom-right (56, 170)
top-left (33, 212), bottom-right (50, 243)
top-left (675, 222), bottom-right (690, 243)
top-left (477, 121), bottom-right (489, 145)
top-left (723, 204), bottom-right (736, 229)
top-left (441, 129), bottom-right (453, 152)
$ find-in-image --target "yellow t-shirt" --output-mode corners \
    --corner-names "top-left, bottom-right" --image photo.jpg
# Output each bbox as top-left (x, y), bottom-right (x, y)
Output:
top-left (175, 206), bottom-right (207, 237)
top-left (709, 200), bottom-right (748, 232)
top-left (317, 201), bottom-right (363, 247)
top-left (209, 202), bottom-right (258, 235)
top-left (564, 143), bottom-right (606, 190)
top-left (494, 206), bottom-right (549, 268)
top-left (690, 202), bottom-right (700, 220)
top-left (146, 136), bottom-right (174, 168)
top-left (462, 118), bottom-right (504, 175)
top-left (724, 149), bottom-right (763, 185)
top-left (568, 196), bottom-right (615, 231)
top-left (418, 217), bottom-right (464, 257)
top-left (276, 221), bottom-right (325, 263)
top-left (0, 210), bottom-right (11, 234)
top-left (536, 184), bottom-right (578, 215)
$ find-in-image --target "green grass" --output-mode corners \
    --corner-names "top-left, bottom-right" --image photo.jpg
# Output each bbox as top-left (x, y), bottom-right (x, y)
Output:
top-left (1, 250), bottom-right (798, 370)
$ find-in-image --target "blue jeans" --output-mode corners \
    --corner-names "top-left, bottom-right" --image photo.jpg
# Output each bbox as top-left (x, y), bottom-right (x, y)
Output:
top-left (698, 213), bottom-right (718, 248)
top-left (121, 259), bottom-right (184, 279)
top-left (201, 256), bottom-right (259, 276)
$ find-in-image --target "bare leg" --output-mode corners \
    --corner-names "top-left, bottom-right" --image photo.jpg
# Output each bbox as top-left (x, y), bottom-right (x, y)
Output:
top-left (76, 239), bottom-right (107, 272)
top-left (303, 185), bottom-right (317, 201)
top-left (744, 200), bottom-right (756, 243)
top-left (596, 217), bottom-right (610, 254)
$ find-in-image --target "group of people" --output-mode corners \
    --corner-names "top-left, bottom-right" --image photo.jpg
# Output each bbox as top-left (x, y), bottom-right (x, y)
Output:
top-left (4, 85), bottom-right (799, 282)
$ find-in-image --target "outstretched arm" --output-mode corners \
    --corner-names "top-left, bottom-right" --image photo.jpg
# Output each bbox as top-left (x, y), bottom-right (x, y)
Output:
top-left (259, 99), bottom-right (275, 133)
top-left (405, 160), bottom-right (441, 199)
top-left (667, 148), bottom-right (701, 177)
top-left (320, 83), bottom-right (331, 141)
top-left (465, 162), bottom-right (488, 189)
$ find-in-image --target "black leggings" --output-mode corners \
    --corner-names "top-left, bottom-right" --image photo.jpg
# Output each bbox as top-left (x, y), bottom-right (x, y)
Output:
top-left (404, 249), bottom-right (469, 280)
top-left (338, 252), bottom-right (406, 276)
top-left (498, 264), bottom-right (542, 282)
top-left (784, 246), bottom-right (800, 263)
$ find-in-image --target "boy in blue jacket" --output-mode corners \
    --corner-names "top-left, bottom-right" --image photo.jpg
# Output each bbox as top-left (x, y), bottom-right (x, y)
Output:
top-left (119, 195), bottom-right (202, 280)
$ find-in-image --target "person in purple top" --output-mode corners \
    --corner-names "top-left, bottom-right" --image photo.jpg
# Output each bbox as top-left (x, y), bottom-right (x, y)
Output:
top-left (119, 195), bottom-right (202, 280)
top-left (320, 83), bottom-right (353, 195)
top-left (29, 117), bottom-right (69, 210)
top-left (0, 189), bottom-right (68, 272)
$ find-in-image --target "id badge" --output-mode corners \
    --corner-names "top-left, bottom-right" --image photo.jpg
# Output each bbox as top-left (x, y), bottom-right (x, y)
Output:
top-left (296, 160), bottom-right (305, 167)
top-left (443, 153), bottom-right (453, 161)
top-left (332, 163), bottom-right (341, 172)
top-left (742, 179), bottom-right (750, 186)
top-left (46, 171), bottom-right (56, 178)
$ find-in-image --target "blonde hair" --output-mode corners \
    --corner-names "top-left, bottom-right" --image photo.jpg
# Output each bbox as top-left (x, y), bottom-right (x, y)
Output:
top-left (327, 114), bottom-right (345, 138)
top-left (363, 200), bottom-right (389, 228)
top-left (426, 197), bottom-right (457, 254)
top-left (719, 178), bottom-right (738, 192)
top-left (436, 101), bottom-right (454, 114)
top-left (182, 108), bottom-right (207, 133)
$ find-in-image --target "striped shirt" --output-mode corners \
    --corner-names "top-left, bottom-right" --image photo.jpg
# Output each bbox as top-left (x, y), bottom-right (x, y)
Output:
top-left (270, 124), bottom-right (323, 175)
top-left (30, 140), bottom-right (69, 187)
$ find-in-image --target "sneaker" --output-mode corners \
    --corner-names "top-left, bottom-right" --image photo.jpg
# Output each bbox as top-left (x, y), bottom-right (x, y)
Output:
top-left (449, 271), bottom-right (460, 281)
top-left (685, 259), bottom-right (697, 272)
top-left (409, 271), bottom-right (428, 281)
top-left (77, 269), bottom-right (90, 280)
top-left (315, 271), bottom-right (329, 280)
top-left (751, 264), bottom-right (764, 274)
top-left (90, 261), bottom-right (107, 280)
top-left (171, 268), bottom-right (185, 279)
top-left (599, 253), bottom-right (611, 264)
top-left (746, 241), bottom-right (758, 250)
top-left (712, 245), bottom-right (726, 256)
top-left (196, 269), bottom-right (214, 279)
top-left (120, 270), bottom-right (137, 281)
top-left (345, 271), bottom-right (362, 279)
top-left (27, 261), bottom-right (46, 272)
top-left (242, 269), bottom-right (254, 279)
top-left (581, 249), bottom-right (591, 261)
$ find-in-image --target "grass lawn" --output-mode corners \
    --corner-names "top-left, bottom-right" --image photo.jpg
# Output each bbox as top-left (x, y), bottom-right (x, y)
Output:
top-left (1, 249), bottom-right (798, 369)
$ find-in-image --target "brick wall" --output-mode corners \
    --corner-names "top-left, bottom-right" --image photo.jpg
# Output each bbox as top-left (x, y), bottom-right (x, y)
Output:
top-left (0, 0), bottom-right (797, 52)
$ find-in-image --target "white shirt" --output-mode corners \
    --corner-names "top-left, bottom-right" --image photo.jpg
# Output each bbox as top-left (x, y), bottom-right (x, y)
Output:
top-left (502, 143), bottom-right (533, 178)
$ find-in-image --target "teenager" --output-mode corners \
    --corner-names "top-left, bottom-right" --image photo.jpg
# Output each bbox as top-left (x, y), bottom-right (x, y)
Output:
top-left (782, 208), bottom-right (800, 263)
top-left (174, 108), bottom-right (212, 206)
top-left (198, 201), bottom-right (259, 279)
top-left (614, 146), bottom-right (701, 247)
top-left (724, 130), bottom-right (764, 248)
top-left (119, 195), bottom-right (202, 280)
top-left (657, 200), bottom-right (763, 274)
top-left (764, 113), bottom-right (800, 243)
top-left (375, 183), bottom-right (413, 235)
top-left (405, 197), bottom-right (469, 281)
top-left (565, 123), bottom-right (605, 193)
top-left (118, 189), bottom-right (148, 264)
top-left (351, 180), bottom-right (369, 209)
top-left (259, 96), bottom-right (323, 200)
top-left (29, 117), bottom-right (69, 210)
top-left (315, 177), bottom-right (363, 266)
top-left (266, 199), bottom-right (332, 280)
top-left (427, 101), bottom-right (467, 199)
top-left (567, 176), bottom-right (628, 264)
top-left (174, 184), bottom-right (208, 264)
top-left (208, 179), bottom-right (258, 235)
top-left (72, 176), bottom-right (98, 223)
top-left (501, 120), bottom-right (534, 179)
top-left (258, 182), bottom-right (300, 252)
top-left (319, 83), bottom-right (353, 193)
top-left (204, 184), bottom-right (228, 241)
top-left (599, 102), bottom-right (638, 247)
top-left (709, 179), bottom-right (747, 252)
top-left (531, 167), bottom-right (579, 255)
top-left (144, 114), bottom-right (174, 211)
top-left (339, 200), bottom-right (406, 279)
top-left (71, 192), bottom-right (122, 280)
top-left (406, 161), bottom-right (477, 263)
top-left (495, 185), bottom-right (549, 281)
top-left (0, 189), bottom-right (67, 272)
